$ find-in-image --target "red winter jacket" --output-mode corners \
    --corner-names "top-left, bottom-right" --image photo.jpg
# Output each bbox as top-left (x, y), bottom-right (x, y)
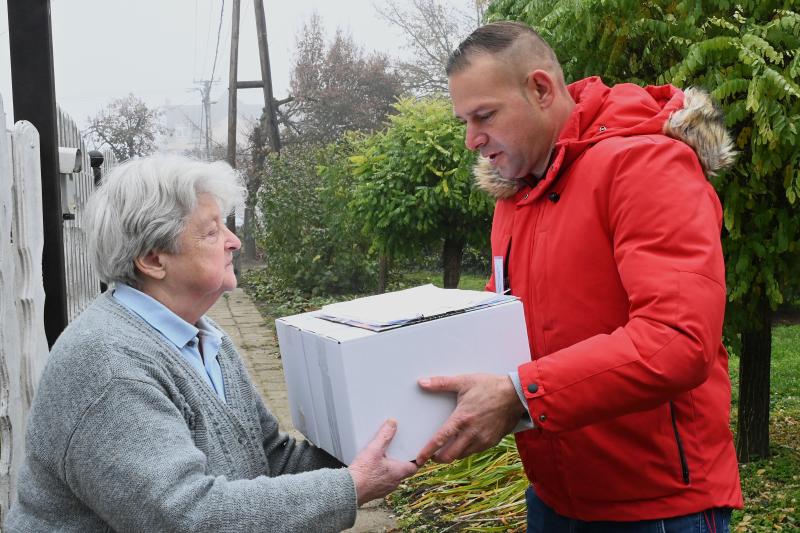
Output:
top-left (479, 78), bottom-right (743, 521)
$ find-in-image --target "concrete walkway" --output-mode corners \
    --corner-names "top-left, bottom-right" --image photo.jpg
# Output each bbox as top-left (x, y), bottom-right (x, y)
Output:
top-left (208, 288), bottom-right (400, 533)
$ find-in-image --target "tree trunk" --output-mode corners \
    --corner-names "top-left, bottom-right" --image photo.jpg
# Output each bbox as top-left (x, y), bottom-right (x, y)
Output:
top-left (736, 296), bottom-right (772, 462)
top-left (442, 235), bottom-right (465, 289)
top-left (243, 171), bottom-right (261, 261)
top-left (243, 203), bottom-right (257, 261)
top-left (377, 253), bottom-right (389, 294)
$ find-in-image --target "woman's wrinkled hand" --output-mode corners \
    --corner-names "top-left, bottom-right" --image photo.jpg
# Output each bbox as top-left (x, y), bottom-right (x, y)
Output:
top-left (347, 419), bottom-right (418, 506)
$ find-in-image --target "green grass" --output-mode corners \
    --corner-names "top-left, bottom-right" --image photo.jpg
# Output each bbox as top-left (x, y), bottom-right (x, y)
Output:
top-left (727, 324), bottom-right (800, 532)
top-left (388, 270), bottom-right (489, 292)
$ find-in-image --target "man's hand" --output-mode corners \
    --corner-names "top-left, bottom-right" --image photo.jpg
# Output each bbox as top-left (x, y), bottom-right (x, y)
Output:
top-left (348, 420), bottom-right (418, 506)
top-left (416, 373), bottom-right (526, 465)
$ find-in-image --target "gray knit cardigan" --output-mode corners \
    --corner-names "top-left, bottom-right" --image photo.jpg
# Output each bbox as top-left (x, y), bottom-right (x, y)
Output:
top-left (5, 291), bottom-right (357, 532)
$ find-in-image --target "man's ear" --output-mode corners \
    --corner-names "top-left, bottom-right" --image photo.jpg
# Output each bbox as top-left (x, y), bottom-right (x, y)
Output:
top-left (526, 69), bottom-right (556, 109)
top-left (134, 250), bottom-right (167, 281)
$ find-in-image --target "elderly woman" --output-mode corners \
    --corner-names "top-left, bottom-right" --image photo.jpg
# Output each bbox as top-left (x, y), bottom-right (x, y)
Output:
top-left (5, 155), bottom-right (416, 532)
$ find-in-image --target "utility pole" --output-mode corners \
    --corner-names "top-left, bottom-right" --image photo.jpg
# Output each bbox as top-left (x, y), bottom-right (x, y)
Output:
top-left (226, 0), bottom-right (241, 233)
top-left (8, 0), bottom-right (68, 346)
top-left (226, 0), bottom-right (282, 262)
top-left (227, 0), bottom-right (281, 155)
top-left (253, 0), bottom-right (281, 152)
top-left (203, 80), bottom-right (212, 160)
top-left (194, 80), bottom-right (215, 160)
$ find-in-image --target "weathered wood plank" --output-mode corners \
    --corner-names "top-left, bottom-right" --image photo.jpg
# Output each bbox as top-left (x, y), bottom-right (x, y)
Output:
top-left (6, 117), bottom-right (49, 514)
top-left (57, 107), bottom-right (101, 320)
top-left (12, 118), bottom-right (49, 404)
top-left (0, 92), bottom-right (19, 520)
top-left (0, 97), bottom-right (48, 516)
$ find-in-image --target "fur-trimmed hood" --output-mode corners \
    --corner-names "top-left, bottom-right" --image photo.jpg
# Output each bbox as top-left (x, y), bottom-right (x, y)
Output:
top-left (474, 77), bottom-right (736, 199)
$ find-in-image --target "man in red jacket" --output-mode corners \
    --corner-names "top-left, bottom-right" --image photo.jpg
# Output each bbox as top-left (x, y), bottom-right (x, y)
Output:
top-left (416, 21), bottom-right (743, 532)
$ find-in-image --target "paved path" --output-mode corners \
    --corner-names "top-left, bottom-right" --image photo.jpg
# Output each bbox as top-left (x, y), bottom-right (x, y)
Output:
top-left (208, 288), bottom-right (399, 533)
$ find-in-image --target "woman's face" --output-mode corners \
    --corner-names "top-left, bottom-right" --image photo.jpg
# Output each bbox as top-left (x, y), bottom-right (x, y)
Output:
top-left (160, 193), bottom-right (240, 310)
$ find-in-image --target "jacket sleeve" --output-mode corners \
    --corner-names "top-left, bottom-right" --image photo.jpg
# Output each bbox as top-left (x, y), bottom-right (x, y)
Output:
top-left (64, 377), bottom-right (357, 533)
top-left (518, 139), bottom-right (727, 432)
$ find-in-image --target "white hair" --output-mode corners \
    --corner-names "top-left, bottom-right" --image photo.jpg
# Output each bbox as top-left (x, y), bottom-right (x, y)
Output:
top-left (85, 154), bottom-right (245, 287)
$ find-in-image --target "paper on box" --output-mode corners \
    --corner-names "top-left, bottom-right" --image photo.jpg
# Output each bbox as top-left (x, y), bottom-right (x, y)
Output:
top-left (275, 298), bottom-right (531, 464)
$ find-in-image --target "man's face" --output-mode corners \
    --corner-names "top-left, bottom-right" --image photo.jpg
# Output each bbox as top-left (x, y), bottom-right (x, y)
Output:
top-left (449, 54), bottom-right (555, 180)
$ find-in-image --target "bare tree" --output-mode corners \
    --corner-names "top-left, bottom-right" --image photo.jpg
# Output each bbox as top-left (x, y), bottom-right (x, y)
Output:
top-left (375, 0), bottom-right (484, 96)
top-left (282, 14), bottom-right (404, 145)
top-left (85, 94), bottom-right (170, 161)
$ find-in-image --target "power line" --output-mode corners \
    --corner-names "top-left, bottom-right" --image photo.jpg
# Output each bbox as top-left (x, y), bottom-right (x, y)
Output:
top-left (209, 0), bottom-right (226, 83)
top-left (192, 0), bottom-right (199, 79)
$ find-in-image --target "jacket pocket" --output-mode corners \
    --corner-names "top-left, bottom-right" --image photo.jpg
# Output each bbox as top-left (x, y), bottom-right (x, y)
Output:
top-left (670, 401), bottom-right (691, 484)
top-left (558, 406), bottom-right (690, 503)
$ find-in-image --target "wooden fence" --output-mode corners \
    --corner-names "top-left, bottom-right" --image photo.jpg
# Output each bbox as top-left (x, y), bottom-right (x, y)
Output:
top-left (0, 94), bottom-right (50, 519)
top-left (57, 107), bottom-right (117, 321)
top-left (0, 96), bottom-right (117, 517)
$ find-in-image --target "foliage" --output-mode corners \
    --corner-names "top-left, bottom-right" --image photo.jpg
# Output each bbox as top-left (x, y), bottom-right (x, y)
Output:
top-left (349, 97), bottom-right (493, 285)
top-left (84, 93), bottom-right (170, 161)
top-left (391, 324), bottom-right (800, 531)
top-left (241, 110), bottom-right (278, 260)
top-left (391, 436), bottom-right (527, 532)
top-left (486, 0), bottom-right (698, 85)
top-left (392, 241), bottom-right (492, 281)
top-left (375, 0), bottom-right (485, 96)
top-left (239, 268), bottom-right (354, 318)
top-left (658, 4), bottom-right (800, 335)
top-left (254, 139), bottom-right (375, 296)
top-left (283, 14), bottom-right (404, 146)
top-left (252, 15), bottom-right (408, 284)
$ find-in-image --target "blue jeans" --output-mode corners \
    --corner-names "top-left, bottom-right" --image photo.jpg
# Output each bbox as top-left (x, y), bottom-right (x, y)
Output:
top-left (526, 486), bottom-right (731, 533)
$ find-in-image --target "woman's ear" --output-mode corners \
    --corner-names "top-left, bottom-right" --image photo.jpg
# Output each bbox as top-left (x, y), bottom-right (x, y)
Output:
top-left (134, 250), bottom-right (167, 281)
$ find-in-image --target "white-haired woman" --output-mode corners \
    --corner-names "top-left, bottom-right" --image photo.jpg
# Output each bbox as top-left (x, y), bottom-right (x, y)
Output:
top-left (5, 155), bottom-right (416, 532)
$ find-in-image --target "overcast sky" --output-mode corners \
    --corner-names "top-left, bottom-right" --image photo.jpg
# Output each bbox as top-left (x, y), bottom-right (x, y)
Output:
top-left (0, 0), bottom-right (474, 129)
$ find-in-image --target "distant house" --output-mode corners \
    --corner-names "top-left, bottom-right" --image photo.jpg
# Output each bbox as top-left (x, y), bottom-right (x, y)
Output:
top-left (159, 97), bottom-right (263, 157)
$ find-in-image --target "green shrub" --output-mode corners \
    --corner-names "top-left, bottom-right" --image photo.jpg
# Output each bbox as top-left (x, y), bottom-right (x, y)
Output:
top-left (254, 140), bottom-right (376, 296)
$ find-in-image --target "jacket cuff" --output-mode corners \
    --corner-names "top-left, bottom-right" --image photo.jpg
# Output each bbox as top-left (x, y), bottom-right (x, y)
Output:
top-left (508, 371), bottom-right (536, 430)
top-left (518, 360), bottom-right (548, 428)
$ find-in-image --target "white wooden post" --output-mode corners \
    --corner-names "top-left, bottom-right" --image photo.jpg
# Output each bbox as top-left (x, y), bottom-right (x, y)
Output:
top-left (0, 92), bottom-right (20, 521)
top-left (0, 94), bottom-right (49, 517)
top-left (12, 120), bottom-right (49, 409)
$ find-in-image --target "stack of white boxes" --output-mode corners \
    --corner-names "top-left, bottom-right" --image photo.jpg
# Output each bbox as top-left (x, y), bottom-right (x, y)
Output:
top-left (275, 287), bottom-right (531, 464)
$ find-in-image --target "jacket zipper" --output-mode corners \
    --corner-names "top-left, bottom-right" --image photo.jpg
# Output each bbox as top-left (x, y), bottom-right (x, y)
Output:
top-left (670, 401), bottom-right (691, 484)
top-left (503, 237), bottom-right (512, 294)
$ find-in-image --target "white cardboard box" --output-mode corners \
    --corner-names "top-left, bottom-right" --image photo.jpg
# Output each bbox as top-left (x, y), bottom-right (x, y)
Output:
top-left (275, 298), bottom-right (531, 464)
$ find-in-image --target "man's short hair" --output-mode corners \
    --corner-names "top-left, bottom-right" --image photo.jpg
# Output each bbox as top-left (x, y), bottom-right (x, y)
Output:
top-left (85, 155), bottom-right (245, 287)
top-left (446, 21), bottom-right (559, 76)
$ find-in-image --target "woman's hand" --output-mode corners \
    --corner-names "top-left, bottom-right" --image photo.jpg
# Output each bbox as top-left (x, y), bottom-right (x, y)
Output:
top-left (347, 419), bottom-right (418, 506)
